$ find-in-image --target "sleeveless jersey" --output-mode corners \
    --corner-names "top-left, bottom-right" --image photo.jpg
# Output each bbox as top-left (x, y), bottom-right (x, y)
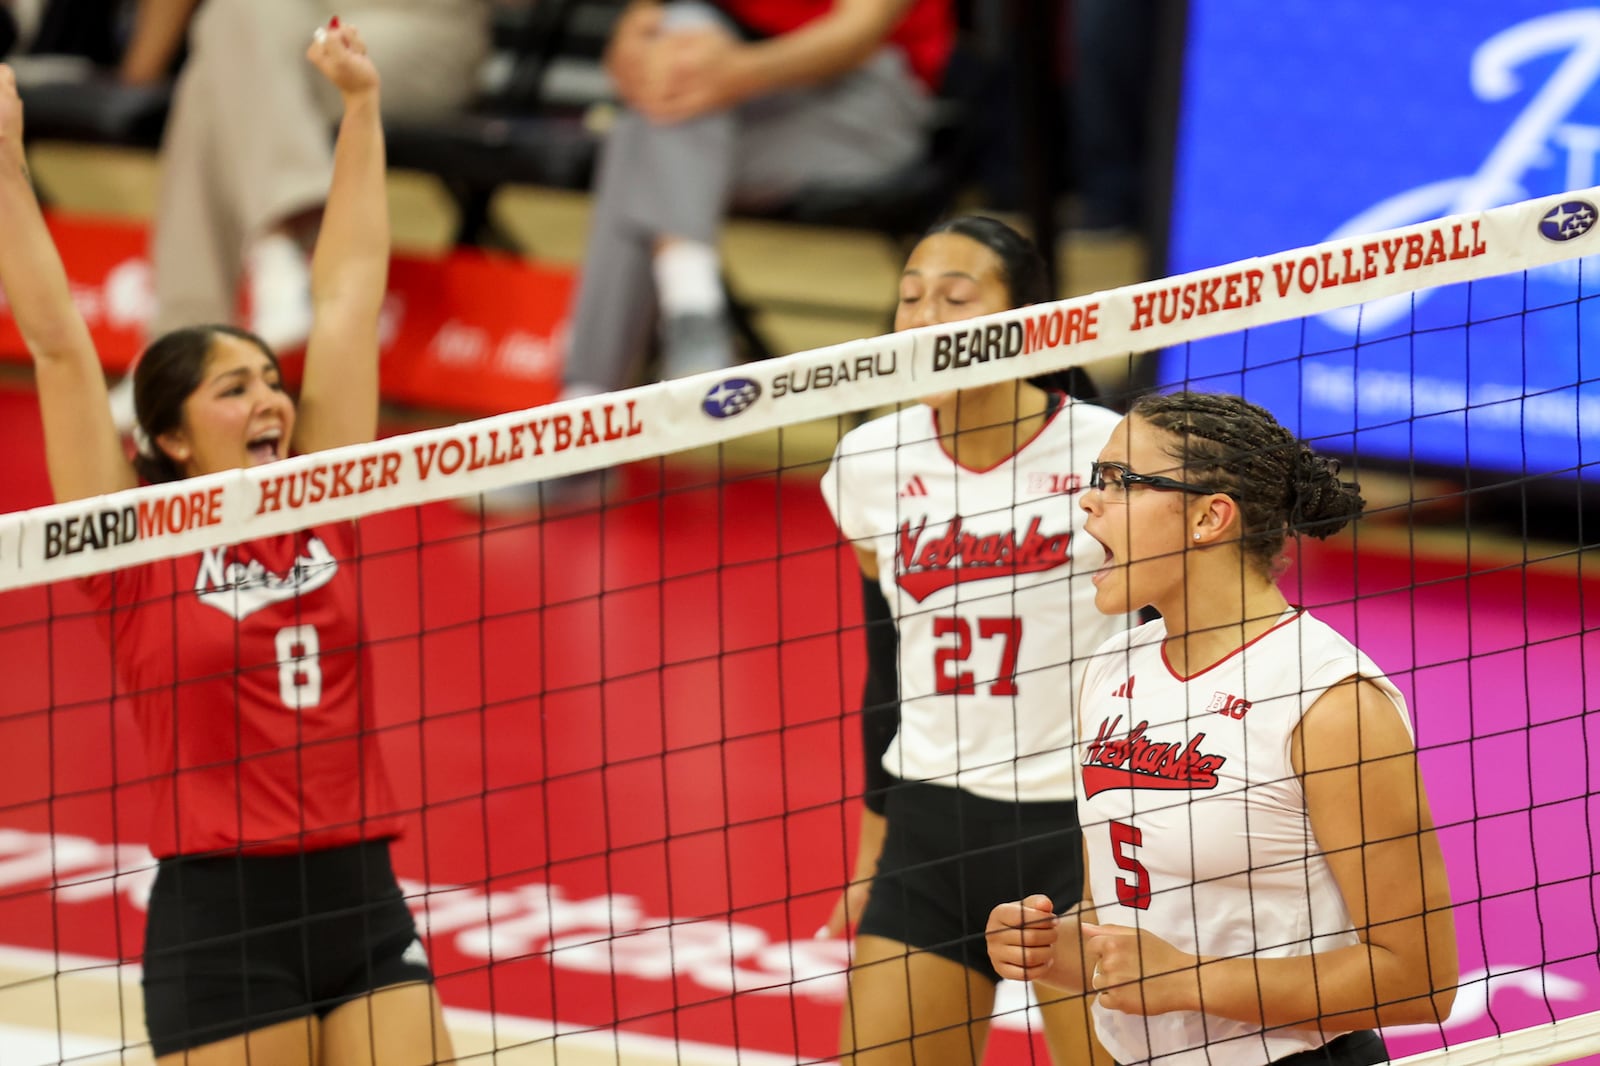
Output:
top-left (822, 397), bottom-right (1130, 803)
top-left (1077, 609), bottom-right (1411, 1065)
top-left (82, 523), bottom-right (403, 859)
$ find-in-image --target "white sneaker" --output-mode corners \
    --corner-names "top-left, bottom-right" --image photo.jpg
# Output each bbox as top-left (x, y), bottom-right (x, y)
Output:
top-left (247, 234), bottom-right (313, 352)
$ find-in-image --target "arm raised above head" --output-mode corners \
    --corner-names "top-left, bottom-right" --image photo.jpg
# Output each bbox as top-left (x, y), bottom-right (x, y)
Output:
top-left (0, 66), bottom-right (137, 502)
top-left (294, 20), bottom-right (388, 456)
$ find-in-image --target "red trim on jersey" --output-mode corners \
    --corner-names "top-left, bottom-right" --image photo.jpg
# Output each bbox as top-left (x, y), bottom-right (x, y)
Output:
top-left (1159, 607), bottom-right (1305, 682)
top-left (931, 391), bottom-right (1068, 474)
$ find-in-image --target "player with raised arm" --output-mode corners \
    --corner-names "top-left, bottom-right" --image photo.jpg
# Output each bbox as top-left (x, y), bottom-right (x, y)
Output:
top-left (821, 215), bottom-right (1129, 1066)
top-left (985, 391), bottom-right (1459, 1066)
top-left (0, 21), bottom-right (454, 1066)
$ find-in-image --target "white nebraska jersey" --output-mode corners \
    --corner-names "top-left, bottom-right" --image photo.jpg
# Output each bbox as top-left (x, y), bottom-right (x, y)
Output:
top-left (821, 397), bottom-right (1129, 802)
top-left (1078, 609), bottom-right (1411, 1066)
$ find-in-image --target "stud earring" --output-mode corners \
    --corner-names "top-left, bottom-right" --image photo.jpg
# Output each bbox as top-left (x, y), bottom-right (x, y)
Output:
top-left (1194, 533), bottom-right (1201, 541)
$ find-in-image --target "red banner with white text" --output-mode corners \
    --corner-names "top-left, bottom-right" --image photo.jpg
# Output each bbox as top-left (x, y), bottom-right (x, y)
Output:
top-left (0, 212), bottom-right (570, 416)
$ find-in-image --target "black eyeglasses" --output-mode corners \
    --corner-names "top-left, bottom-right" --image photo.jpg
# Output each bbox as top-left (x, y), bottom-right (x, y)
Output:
top-left (1088, 461), bottom-right (1229, 499)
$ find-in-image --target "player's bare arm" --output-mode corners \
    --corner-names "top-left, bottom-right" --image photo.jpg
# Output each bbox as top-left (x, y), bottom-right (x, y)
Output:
top-left (0, 65), bottom-right (135, 501)
top-left (818, 541), bottom-right (888, 937)
top-left (1291, 676), bottom-right (1458, 1028)
top-left (295, 20), bottom-right (386, 455)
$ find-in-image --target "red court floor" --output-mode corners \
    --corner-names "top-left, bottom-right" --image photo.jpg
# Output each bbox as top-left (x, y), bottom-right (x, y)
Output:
top-left (1, 382), bottom-right (1598, 1064)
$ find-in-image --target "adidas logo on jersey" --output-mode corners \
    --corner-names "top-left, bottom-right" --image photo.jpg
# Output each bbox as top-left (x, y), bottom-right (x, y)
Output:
top-left (402, 937), bottom-right (430, 968)
top-left (899, 476), bottom-right (929, 498)
top-left (1112, 676), bottom-right (1136, 699)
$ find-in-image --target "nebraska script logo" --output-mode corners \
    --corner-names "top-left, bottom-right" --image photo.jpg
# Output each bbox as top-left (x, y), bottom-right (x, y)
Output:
top-left (1081, 715), bottom-right (1226, 799)
top-left (895, 515), bottom-right (1071, 602)
top-left (193, 535), bottom-right (338, 621)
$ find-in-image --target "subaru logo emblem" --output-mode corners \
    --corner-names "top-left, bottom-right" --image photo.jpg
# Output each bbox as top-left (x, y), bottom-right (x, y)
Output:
top-left (1539, 199), bottom-right (1597, 242)
top-left (703, 377), bottom-right (761, 419)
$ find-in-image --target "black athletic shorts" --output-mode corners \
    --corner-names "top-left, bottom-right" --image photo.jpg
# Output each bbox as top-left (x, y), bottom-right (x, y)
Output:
top-left (141, 839), bottom-right (434, 1056)
top-left (1113, 1030), bottom-right (1388, 1066)
top-left (857, 779), bottom-right (1084, 983)
top-left (1270, 1031), bottom-right (1388, 1065)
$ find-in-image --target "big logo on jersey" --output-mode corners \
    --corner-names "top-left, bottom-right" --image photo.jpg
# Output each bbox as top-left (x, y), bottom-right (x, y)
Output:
top-left (1080, 715), bottom-right (1226, 798)
top-left (193, 536), bottom-right (339, 620)
top-left (894, 515), bottom-right (1071, 602)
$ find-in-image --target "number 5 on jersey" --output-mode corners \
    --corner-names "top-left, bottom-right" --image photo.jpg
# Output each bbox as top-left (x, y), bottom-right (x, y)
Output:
top-left (1110, 820), bottom-right (1152, 909)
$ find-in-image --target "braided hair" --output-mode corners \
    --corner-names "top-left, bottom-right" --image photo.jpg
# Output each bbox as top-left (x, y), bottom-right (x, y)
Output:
top-left (1131, 391), bottom-right (1365, 572)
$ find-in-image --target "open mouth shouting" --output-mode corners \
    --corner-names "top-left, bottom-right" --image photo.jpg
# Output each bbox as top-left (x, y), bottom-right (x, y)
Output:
top-left (247, 427), bottom-right (284, 465)
top-left (1090, 536), bottom-right (1116, 586)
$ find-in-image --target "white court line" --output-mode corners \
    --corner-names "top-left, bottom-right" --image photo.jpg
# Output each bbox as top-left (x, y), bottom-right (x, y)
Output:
top-left (0, 1022), bottom-right (131, 1066)
top-left (0, 944), bottom-right (818, 1066)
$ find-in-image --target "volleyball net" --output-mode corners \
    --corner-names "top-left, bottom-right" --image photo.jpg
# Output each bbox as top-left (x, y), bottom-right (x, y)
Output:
top-left (0, 187), bottom-right (1597, 1065)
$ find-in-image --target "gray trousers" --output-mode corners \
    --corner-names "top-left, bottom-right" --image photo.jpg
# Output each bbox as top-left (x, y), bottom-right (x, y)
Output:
top-left (150, 0), bottom-right (489, 336)
top-left (563, 2), bottom-right (933, 393)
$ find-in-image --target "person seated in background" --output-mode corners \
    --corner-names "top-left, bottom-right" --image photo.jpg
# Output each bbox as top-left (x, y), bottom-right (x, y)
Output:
top-left (467, 0), bottom-right (952, 516)
top-left (563, 0), bottom-right (953, 392)
top-left (107, 0), bottom-right (490, 433)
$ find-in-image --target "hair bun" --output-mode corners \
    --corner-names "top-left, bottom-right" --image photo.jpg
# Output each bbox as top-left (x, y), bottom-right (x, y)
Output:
top-left (1288, 446), bottom-right (1364, 538)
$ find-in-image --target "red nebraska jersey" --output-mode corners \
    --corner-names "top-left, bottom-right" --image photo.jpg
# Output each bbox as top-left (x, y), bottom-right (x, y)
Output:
top-left (82, 523), bottom-right (403, 859)
top-left (716, 0), bottom-right (953, 88)
top-left (1077, 610), bottom-right (1411, 1065)
top-left (822, 397), bottom-right (1130, 803)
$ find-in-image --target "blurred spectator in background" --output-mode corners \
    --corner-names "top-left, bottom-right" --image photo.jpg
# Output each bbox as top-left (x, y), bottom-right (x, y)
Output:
top-left (1066, 0), bottom-right (1155, 235)
top-left (561, 0), bottom-right (954, 395)
top-left (117, 0), bottom-right (198, 85)
top-left (143, 0), bottom-right (490, 353)
top-left (0, 0), bottom-right (128, 68)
